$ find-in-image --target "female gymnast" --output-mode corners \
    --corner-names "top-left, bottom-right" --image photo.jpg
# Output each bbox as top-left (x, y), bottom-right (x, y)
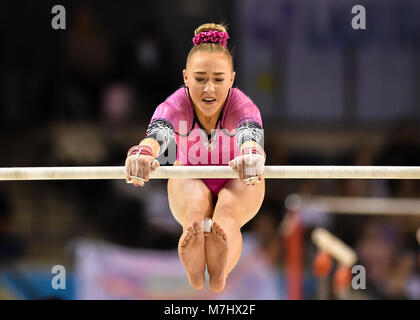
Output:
top-left (125, 23), bottom-right (265, 292)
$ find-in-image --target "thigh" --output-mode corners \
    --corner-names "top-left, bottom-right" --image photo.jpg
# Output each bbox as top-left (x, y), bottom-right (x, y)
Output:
top-left (213, 178), bottom-right (265, 227)
top-left (167, 161), bottom-right (215, 226)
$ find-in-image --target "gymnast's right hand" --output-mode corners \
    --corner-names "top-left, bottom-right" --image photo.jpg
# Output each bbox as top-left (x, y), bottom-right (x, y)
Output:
top-left (125, 145), bottom-right (160, 187)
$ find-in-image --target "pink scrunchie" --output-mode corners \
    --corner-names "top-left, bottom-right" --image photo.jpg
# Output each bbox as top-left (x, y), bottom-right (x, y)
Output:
top-left (192, 31), bottom-right (229, 47)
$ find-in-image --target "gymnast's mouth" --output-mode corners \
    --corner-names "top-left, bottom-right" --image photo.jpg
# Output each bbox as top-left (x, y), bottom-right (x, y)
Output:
top-left (202, 98), bottom-right (216, 104)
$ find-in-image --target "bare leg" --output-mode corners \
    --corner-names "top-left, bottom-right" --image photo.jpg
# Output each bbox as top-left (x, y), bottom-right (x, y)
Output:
top-left (205, 178), bottom-right (265, 292)
top-left (168, 161), bottom-right (214, 290)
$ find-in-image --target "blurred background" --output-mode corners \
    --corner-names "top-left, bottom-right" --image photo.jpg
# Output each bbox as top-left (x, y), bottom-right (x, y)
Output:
top-left (1, 0), bottom-right (420, 299)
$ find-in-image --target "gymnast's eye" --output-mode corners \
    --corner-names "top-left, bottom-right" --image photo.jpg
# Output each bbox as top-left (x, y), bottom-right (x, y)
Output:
top-left (215, 78), bottom-right (224, 82)
top-left (195, 78), bottom-right (205, 82)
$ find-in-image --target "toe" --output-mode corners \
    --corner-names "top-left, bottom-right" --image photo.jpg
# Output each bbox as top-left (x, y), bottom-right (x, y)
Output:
top-left (192, 221), bottom-right (202, 235)
top-left (181, 230), bottom-right (192, 246)
top-left (212, 222), bottom-right (219, 234)
top-left (218, 225), bottom-right (226, 240)
top-left (187, 226), bottom-right (195, 234)
top-left (212, 222), bottom-right (227, 240)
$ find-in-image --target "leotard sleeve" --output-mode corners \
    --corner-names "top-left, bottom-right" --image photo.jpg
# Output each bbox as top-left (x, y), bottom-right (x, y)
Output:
top-left (145, 87), bottom-right (193, 156)
top-left (223, 88), bottom-right (264, 148)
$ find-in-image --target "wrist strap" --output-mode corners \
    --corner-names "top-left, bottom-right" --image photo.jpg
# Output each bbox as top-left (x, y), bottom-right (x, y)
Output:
top-left (127, 145), bottom-right (154, 158)
top-left (241, 146), bottom-right (266, 160)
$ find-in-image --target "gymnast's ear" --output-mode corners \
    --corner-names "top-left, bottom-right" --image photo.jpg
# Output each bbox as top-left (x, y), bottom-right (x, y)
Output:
top-left (183, 69), bottom-right (188, 87)
top-left (230, 71), bottom-right (236, 86)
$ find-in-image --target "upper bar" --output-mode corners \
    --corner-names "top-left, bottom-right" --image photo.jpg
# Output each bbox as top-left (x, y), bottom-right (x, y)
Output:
top-left (1, 166), bottom-right (420, 180)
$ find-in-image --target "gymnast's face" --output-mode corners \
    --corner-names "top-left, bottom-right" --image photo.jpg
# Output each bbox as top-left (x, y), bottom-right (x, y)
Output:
top-left (183, 52), bottom-right (235, 119)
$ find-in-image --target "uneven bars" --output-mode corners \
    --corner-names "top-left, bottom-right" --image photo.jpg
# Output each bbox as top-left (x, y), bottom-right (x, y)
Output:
top-left (2, 165), bottom-right (420, 181)
top-left (298, 195), bottom-right (420, 216)
top-left (311, 228), bottom-right (358, 267)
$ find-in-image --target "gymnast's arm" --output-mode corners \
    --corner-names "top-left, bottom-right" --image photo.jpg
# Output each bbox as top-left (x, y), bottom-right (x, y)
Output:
top-left (125, 119), bottom-right (175, 185)
top-left (223, 88), bottom-right (265, 158)
top-left (140, 119), bottom-right (175, 158)
top-left (229, 120), bottom-right (266, 184)
top-left (235, 120), bottom-right (265, 153)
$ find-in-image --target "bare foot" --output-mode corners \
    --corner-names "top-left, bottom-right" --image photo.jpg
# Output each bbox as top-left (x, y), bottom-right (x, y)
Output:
top-left (178, 221), bottom-right (205, 290)
top-left (205, 221), bottom-right (229, 292)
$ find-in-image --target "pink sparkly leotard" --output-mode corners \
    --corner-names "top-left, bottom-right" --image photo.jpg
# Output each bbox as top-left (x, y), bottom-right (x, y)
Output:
top-left (149, 86), bottom-right (263, 196)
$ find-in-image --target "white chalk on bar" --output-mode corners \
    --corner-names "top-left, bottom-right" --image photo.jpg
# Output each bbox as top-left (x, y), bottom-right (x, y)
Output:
top-left (202, 219), bottom-right (212, 233)
top-left (2, 165), bottom-right (420, 180)
top-left (311, 227), bottom-right (357, 267)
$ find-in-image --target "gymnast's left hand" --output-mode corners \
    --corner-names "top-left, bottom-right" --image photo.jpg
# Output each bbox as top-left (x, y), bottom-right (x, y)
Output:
top-left (229, 149), bottom-right (265, 185)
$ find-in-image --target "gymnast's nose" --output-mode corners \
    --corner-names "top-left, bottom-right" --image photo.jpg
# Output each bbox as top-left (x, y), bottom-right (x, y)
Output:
top-left (203, 81), bottom-right (215, 94)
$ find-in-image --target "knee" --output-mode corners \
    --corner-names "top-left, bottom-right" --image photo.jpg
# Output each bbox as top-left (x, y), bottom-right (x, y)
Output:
top-left (218, 203), bottom-right (243, 215)
top-left (214, 201), bottom-right (259, 228)
top-left (213, 205), bottom-right (242, 227)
